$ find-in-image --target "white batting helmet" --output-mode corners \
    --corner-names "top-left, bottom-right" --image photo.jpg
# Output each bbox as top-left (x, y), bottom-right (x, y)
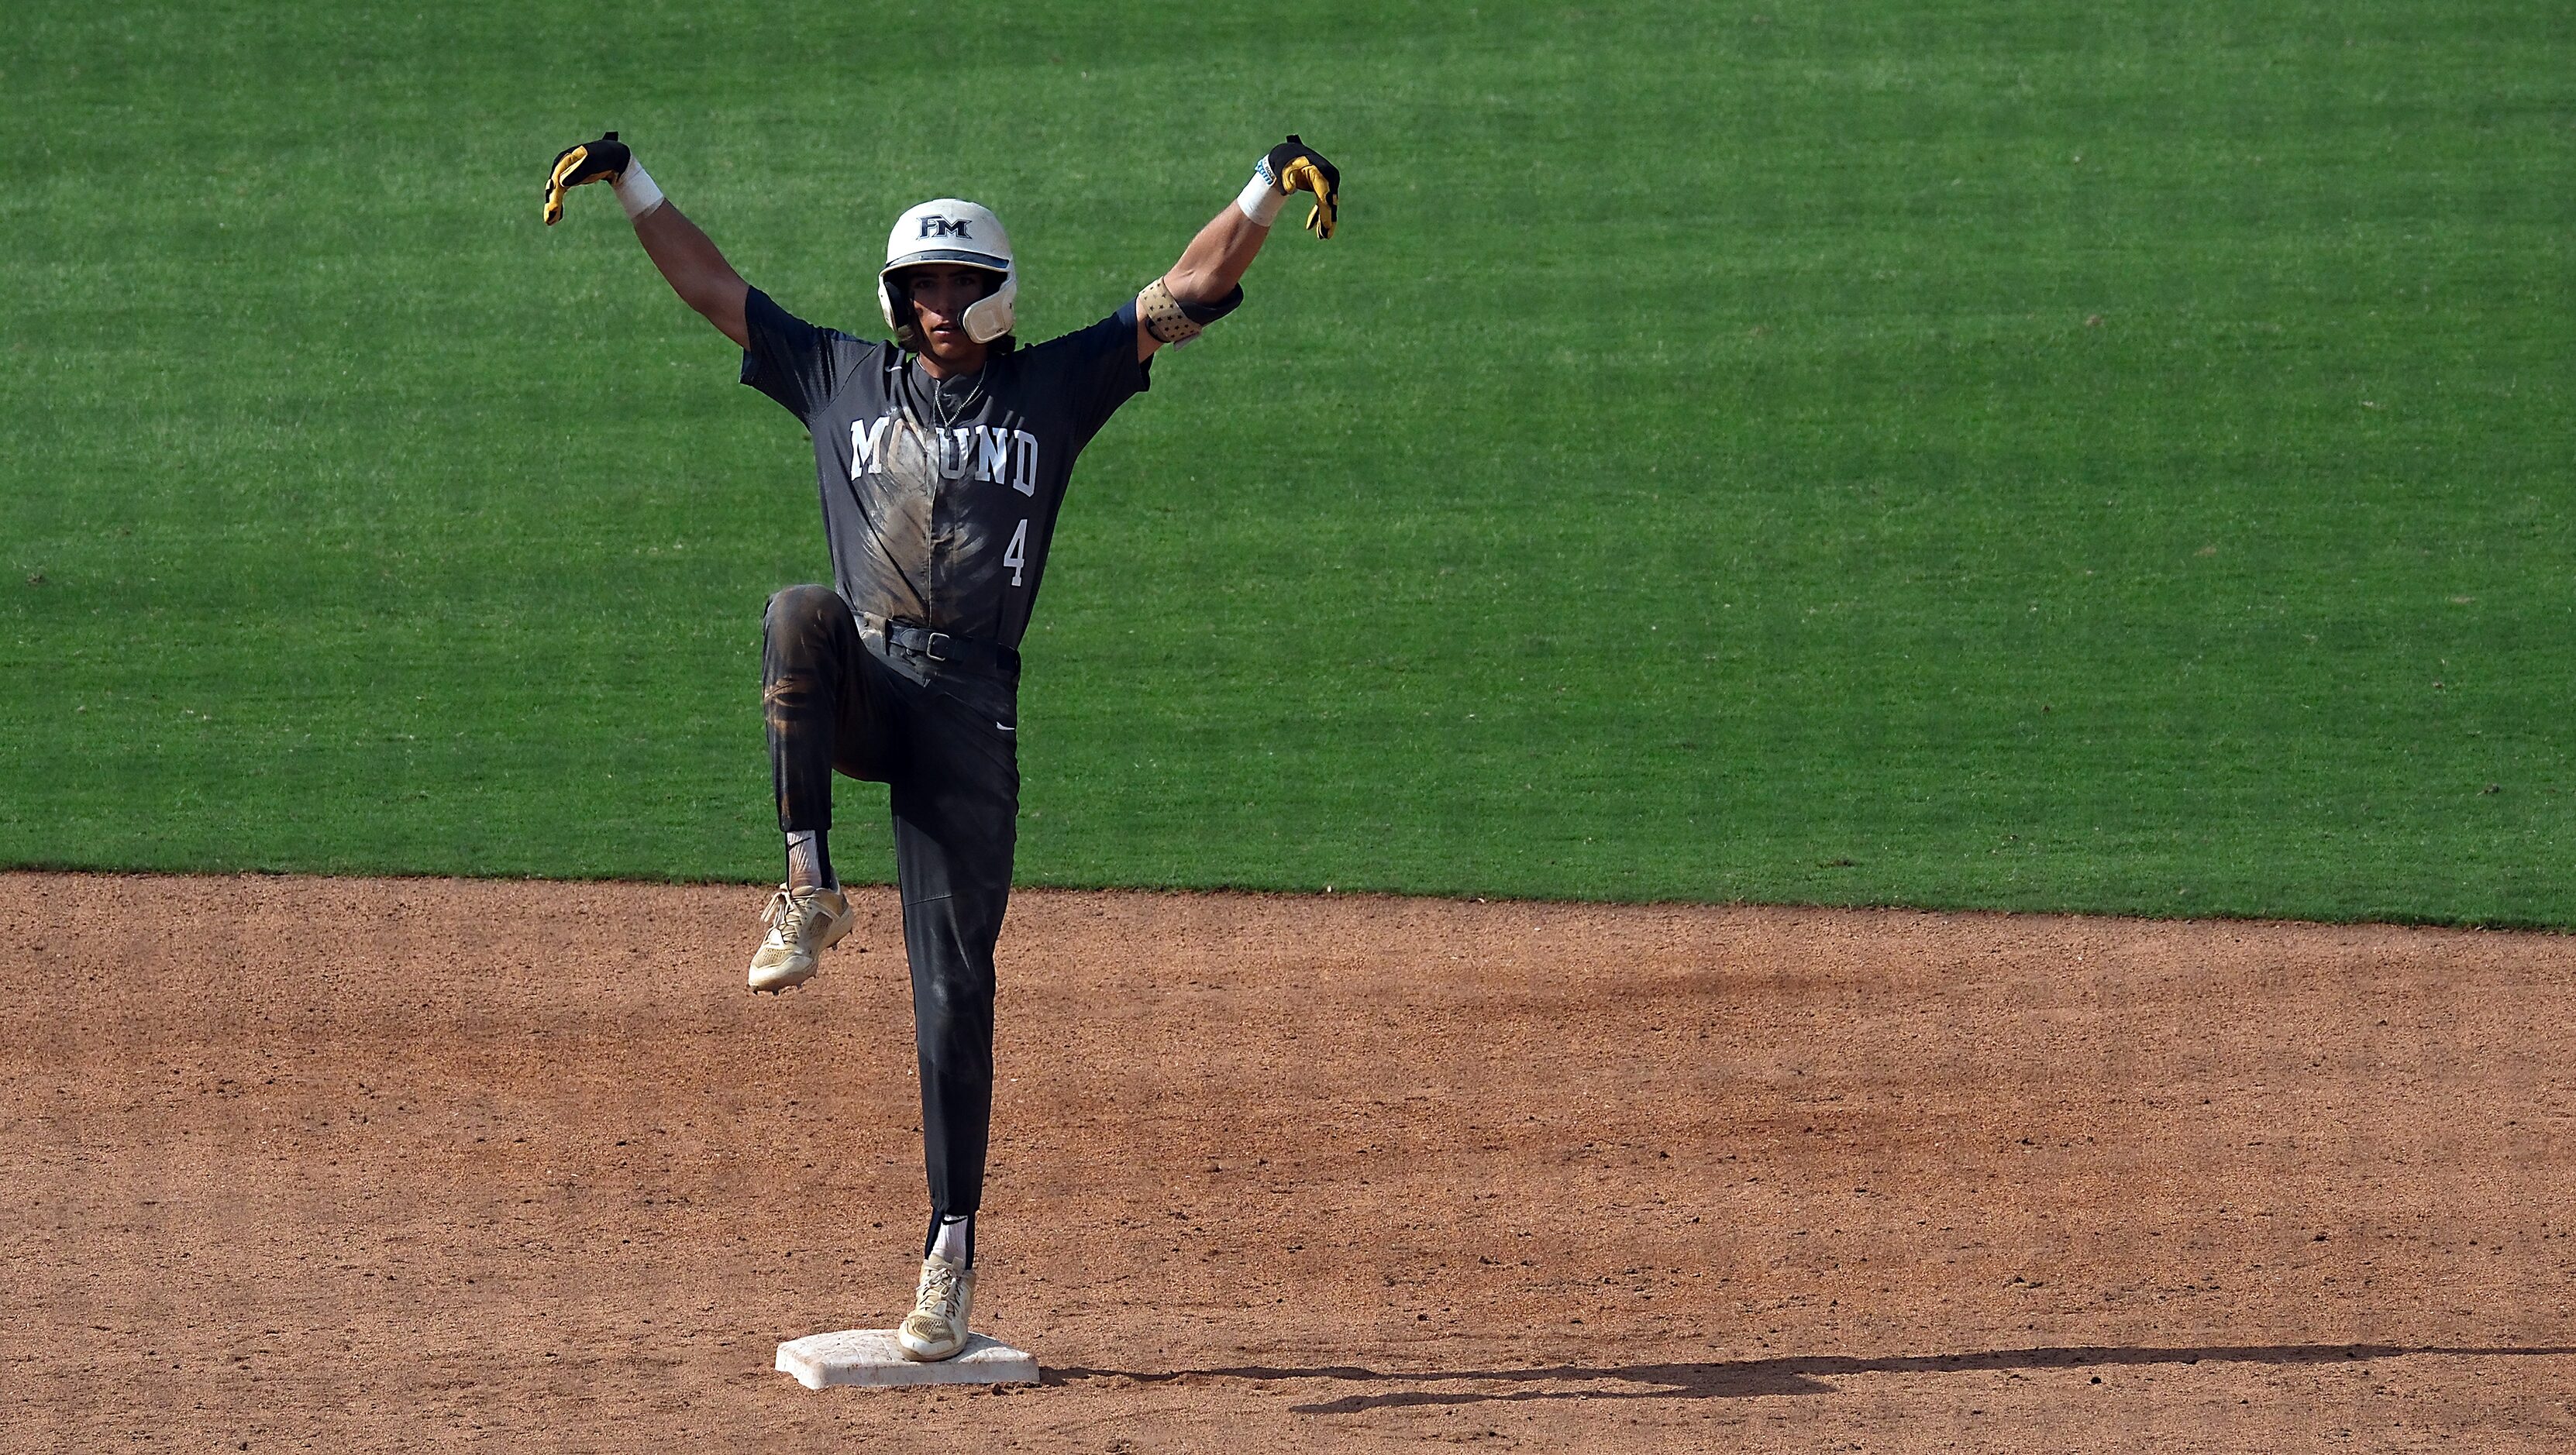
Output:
top-left (878, 198), bottom-right (1017, 346)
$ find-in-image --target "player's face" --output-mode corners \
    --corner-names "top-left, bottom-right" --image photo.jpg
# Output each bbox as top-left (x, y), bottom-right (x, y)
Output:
top-left (899, 265), bottom-right (1000, 371)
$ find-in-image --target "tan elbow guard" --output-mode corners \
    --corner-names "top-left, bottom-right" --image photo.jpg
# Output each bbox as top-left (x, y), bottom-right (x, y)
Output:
top-left (1138, 277), bottom-right (1244, 346)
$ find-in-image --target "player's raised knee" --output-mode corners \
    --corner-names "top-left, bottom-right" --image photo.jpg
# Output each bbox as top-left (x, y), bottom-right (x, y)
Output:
top-left (765, 583), bottom-right (843, 635)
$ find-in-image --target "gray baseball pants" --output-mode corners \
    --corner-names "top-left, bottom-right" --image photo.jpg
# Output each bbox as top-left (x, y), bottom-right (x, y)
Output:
top-left (761, 583), bottom-right (1017, 1229)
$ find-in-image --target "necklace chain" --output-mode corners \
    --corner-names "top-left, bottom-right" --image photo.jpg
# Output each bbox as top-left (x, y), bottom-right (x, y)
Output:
top-left (907, 356), bottom-right (986, 431)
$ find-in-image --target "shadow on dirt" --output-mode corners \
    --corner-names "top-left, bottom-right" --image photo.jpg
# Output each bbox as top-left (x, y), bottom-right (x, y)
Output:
top-left (1043, 1343), bottom-right (2576, 1412)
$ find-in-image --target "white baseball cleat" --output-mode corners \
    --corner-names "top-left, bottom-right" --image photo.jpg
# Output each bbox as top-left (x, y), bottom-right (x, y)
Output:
top-left (897, 1254), bottom-right (976, 1361)
top-left (746, 884), bottom-right (855, 993)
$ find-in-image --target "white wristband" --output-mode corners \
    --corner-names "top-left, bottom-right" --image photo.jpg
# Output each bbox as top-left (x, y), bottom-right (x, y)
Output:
top-left (614, 161), bottom-right (666, 220)
top-left (1235, 164), bottom-right (1285, 226)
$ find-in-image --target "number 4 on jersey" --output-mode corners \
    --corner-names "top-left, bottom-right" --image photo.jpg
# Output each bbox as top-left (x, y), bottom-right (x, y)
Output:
top-left (1004, 518), bottom-right (1028, 586)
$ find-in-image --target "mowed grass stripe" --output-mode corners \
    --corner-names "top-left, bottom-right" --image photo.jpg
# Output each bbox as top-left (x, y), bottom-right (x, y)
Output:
top-left (2, 2), bottom-right (2569, 922)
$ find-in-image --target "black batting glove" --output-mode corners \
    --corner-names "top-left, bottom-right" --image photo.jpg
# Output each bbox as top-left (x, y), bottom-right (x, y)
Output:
top-left (1262, 134), bottom-right (1340, 239)
top-left (542, 131), bottom-right (631, 226)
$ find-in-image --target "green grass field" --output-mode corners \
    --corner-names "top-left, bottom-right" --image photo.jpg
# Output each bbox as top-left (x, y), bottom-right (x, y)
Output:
top-left (3, 2), bottom-right (2570, 923)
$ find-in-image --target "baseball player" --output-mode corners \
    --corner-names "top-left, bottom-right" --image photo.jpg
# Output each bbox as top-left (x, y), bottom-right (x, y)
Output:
top-left (543, 131), bottom-right (1339, 1360)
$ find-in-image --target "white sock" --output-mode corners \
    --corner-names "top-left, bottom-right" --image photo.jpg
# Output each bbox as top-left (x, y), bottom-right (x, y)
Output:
top-left (785, 830), bottom-right (835, 893)
top-left (931, 1214), bottom-right (972, 1264)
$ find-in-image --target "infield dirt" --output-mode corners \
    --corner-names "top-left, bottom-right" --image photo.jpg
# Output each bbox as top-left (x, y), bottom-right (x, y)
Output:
top-left (4, 873), bottom-right (2571, 1452)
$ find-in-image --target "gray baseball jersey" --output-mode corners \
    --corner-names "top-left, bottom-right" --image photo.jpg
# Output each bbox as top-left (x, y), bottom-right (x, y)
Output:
top-left (740, 287), bottom-right (1150, 665)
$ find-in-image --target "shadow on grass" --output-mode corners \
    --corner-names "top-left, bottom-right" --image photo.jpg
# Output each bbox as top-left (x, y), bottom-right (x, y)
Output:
top-left (1042, 1343), bottom-right (2576, 1412)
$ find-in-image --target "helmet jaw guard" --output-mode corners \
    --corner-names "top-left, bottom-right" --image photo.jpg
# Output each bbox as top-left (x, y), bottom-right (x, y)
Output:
top-left (961, 271), bottom-right (1016, 344)
top-left (879, 198), bottom-right (1016, 348)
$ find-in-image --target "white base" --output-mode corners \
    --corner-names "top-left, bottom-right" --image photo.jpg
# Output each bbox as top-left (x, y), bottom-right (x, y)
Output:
top-left (774, 1328), bottom-right (1038, 1389)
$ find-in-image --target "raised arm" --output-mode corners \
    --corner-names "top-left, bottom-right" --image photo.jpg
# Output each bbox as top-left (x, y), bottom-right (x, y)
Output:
top-left (1135, 136), bottom-right (1341, 361)
top-left (545, 132), bottom-right (751, 349)
top-left (633, 203), bottom-right (751, 349)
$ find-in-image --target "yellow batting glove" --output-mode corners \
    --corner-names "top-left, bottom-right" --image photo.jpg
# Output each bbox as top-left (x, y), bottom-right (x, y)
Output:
top-left (1260, 135), bottom-right (1341, 239)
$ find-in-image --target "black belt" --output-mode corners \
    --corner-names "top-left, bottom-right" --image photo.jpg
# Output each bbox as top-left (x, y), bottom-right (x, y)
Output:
top-left (872, 617), bottom-right (1021, 674)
